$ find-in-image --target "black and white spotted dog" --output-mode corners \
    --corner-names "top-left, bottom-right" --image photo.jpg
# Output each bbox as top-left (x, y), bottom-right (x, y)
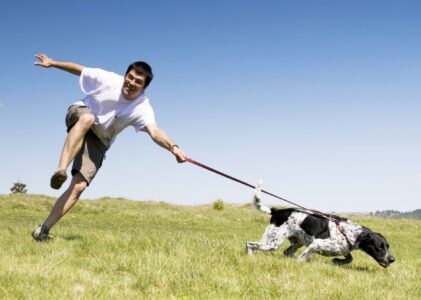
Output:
top-left (246, 182), bottom-right (395, 268)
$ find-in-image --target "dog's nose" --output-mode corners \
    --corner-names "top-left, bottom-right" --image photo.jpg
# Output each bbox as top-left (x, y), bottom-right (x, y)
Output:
top-left (389, 255), bottom-right (395, 263)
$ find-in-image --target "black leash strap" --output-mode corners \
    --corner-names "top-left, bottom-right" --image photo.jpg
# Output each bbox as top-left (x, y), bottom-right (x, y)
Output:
top-left (187, 157), bottom-right (351, 243)
top-left (187, 157), bottom-right (315, 213)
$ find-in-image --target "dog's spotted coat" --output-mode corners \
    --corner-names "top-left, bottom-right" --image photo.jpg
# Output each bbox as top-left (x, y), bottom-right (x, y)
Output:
top-left (246, 182), bottom-right (395, 268)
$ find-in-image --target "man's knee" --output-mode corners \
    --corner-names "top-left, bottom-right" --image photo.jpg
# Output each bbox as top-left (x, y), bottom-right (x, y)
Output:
top-left (72, 179), bottom-right (88, 195)
top-left (77, 113), bottom-right (95, 129)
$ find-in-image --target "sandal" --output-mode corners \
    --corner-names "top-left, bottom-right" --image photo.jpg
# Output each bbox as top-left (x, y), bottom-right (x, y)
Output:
top-left (50, 169), bottom-right (67, 189)
top-left (32, 224), bottom-right (52, 242)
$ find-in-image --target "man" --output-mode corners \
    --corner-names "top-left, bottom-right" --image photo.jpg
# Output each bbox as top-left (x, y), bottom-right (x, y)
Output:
top-left (32, 53), bottom-right (187, 241)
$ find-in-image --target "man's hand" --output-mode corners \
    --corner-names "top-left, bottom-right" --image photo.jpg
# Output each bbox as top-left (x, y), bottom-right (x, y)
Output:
top-left (34, 53), bottom-right (55, 68)
top-left (33, 53), bottom-right (83, 75)
top-left (171, 145), bottom-right (188, 163)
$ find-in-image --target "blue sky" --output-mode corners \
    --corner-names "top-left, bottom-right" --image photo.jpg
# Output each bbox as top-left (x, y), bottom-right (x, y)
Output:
top-left (0, 0), bottom-right (420, 212)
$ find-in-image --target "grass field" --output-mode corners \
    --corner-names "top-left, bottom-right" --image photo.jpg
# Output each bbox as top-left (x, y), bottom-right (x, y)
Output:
top-left (0, 194), bottom-right (420, 299)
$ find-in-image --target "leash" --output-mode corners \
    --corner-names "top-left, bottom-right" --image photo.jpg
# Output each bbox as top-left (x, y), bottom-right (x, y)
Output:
top-left (186, 158), bottom-right (331, 219)
top-left (186, 157), bottom-right (354, 248)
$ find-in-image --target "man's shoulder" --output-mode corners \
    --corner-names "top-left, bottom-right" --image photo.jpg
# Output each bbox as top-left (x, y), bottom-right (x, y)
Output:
top-left (83, 67), bottom-right (123, 81)
top-left (80, 67), bottom-right (123, 95)
top-left (135, 96), bottom-right (152, 108)
top-left (131, 97), bottom-right (154, 115)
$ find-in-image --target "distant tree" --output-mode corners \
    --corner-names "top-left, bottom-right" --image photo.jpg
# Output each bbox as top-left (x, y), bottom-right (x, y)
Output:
top-left (10, 181), bottom-right (28, 194)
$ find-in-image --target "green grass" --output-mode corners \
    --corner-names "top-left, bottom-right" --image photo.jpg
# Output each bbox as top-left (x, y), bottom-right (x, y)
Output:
top-left (0, 194), bottom-right (420, 299)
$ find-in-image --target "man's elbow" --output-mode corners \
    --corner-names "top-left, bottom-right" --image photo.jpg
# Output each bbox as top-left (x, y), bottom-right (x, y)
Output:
top-left (144, 125), bottom-right (159, 139)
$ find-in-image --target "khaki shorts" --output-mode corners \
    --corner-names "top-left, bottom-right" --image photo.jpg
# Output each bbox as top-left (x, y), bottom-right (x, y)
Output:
top-left (65, 105), bottom-right (107, 185)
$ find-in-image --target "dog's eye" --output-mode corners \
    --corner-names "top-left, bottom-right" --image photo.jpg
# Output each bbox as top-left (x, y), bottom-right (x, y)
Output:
top-left (379, 242), bottom-right (388, 249)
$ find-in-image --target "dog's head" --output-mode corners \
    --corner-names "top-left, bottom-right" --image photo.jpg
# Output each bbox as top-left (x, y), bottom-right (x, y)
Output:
top-left (354, 230), bottom-right (395, 268)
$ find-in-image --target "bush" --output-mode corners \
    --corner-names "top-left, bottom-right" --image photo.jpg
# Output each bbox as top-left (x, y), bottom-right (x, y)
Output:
top-left (10, 181), bottom-right (28, 194)
top-left (213, 199), bottom-right (224, 211)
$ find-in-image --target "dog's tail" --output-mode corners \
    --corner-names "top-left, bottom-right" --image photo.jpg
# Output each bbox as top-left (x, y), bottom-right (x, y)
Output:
top-left (253, 180), bottom-right (272, 214)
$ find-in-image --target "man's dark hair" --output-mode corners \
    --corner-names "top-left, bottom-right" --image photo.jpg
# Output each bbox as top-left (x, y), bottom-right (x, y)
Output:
top-left (125, 61), bottom-right (154, 88)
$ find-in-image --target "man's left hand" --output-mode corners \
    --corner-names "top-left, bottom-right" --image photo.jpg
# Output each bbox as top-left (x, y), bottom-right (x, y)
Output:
top-left (172, 146), bottom-right (187, 163)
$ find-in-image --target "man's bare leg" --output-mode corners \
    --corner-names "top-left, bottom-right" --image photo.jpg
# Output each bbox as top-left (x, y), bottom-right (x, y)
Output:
top-left (51, 113), bottom-right (95, 189)
top-left (33, 172), bottom-right (88, 241)
top-left (45, 172), bottom-right (88, 228)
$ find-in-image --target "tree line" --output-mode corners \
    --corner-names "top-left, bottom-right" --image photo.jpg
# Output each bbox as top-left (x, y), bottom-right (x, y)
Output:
top-left (370, 209), bottom-right (421, 220)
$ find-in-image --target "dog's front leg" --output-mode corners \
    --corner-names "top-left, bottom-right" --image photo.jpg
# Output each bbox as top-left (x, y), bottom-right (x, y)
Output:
top-left (297, 242), bottom-right (321, 261)
top-left (298, 238), bottom-right (343, 261)
top-left (246, 224), bottom-right (287, 256)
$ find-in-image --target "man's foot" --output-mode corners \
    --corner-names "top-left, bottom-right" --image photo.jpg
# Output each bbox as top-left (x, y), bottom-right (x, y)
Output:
top-left (50, 170), bottom-right (67, 189)
top-left (32, 225), bottom-right (52, 242)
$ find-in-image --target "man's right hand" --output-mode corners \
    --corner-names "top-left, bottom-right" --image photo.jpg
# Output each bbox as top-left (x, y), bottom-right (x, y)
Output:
top-left (34, 53), bottom-right (55, 68)
top-left (33, 53), bottom-right (84, 76)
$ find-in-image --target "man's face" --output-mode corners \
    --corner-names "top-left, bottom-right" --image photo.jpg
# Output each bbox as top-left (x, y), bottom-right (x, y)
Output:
top-left (122, 69), bottom-right (146, 100)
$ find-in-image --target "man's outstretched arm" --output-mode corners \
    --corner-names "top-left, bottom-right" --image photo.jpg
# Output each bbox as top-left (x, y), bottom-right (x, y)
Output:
top-left (34, 53), bottom-right (84, 76)
top-left (144, 124), bottom-right (187, 163)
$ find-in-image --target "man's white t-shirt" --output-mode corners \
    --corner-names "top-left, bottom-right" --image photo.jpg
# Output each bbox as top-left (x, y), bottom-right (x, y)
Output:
top-left (73, 67), bottom-right (156, 149)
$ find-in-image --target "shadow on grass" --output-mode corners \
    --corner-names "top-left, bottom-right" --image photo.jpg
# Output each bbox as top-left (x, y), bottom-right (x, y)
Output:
top-left (340, 264), bottom-right (375, 272)
top-left (62, 234), bottom-right (84, 241)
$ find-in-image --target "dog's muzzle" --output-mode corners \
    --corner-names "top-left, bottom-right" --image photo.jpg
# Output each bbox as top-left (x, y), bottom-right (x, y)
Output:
top-left (379, 253), bottom-right (395, 268)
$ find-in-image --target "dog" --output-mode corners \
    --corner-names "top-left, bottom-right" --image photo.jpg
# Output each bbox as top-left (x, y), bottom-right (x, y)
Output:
top-left (246, 181), bottom-right (395, 268)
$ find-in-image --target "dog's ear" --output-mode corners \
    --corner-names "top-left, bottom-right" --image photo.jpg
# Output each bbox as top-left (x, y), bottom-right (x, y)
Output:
top-left (354, 231), bottom-right (370, 249)
top-left (375, 232), bottom-right (386, 240)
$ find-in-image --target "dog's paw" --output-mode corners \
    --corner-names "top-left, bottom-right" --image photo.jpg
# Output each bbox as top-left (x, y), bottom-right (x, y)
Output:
top-left (332, 254), bottom-right (353, 265)
top-left (297, 253), bottom-right (310, 262)
top-left (245, 244), bottom-right (253, 256)
top-left (332, 258), bottom-right (348, 265)
top-left (283, 248), bottom-right (295, 257)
